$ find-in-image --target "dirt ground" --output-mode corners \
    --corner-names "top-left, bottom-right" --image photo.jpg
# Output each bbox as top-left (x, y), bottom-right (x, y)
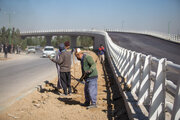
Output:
top-left (0, 51), bottom-right (129, 120)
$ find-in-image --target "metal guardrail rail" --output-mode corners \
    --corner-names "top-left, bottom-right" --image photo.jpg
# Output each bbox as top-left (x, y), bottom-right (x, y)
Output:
top-left (104, 32), bottom-right (180, 120)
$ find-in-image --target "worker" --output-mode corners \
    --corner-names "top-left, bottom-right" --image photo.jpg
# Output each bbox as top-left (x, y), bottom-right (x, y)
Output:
top-left (75, 48), bottom-right (98, 109)
top-left (49, 43), bottom-right (72, 96)
top-left (98, 44), bottom-right (105, 64)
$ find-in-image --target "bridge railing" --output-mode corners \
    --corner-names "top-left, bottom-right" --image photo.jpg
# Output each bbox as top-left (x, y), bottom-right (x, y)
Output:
top-left (104, 32), bottom-right (180, 120)
top-left (105, 29), bottom-right (180, 44)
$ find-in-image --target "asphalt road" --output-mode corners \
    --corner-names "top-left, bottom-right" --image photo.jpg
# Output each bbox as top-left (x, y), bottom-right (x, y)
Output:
top-left (107, 32), bottom-right (180, 65)
top-left (0, 53), bottom-right (57, 110)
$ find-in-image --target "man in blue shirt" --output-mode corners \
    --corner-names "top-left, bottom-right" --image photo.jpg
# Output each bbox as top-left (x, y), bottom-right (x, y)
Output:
top-left (98, 44), bottom-right (105, 64)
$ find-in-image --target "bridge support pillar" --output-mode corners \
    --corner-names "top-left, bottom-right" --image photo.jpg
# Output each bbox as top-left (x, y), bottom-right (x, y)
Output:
top-left (70, 36), bottom-right (78, 48)
top-left (45, 36), bottom-right (52, 46)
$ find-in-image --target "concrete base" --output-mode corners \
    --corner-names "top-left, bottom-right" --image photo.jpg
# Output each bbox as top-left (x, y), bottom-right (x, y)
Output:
top-left (123, 91), bottom-right (149, 120)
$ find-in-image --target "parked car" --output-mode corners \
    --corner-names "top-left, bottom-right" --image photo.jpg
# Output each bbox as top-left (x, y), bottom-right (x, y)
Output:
top-left (42, 46), bottom-right (55, 58)
top-left (27, 46), bottom-right (36, 54)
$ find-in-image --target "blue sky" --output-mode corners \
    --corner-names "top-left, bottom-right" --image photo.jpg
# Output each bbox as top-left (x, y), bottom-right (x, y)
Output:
top-left (0, 0), bottom-right (180, 34)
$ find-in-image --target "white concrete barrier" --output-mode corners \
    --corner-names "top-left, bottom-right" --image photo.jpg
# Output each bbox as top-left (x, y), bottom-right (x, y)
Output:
top-left (104, 32), bottom-right (180, 120)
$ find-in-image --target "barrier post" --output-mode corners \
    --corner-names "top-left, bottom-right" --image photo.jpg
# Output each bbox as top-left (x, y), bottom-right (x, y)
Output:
top-left (131, 53), bottom-right (142, 94)
top-left (149, 58), bottom-right (166, 120)
top-left (171, 80), bottom-right (180, 120)
top-left (138, 55), bottom-right (151, 105)
top-left (126, 52), bottom-right (136, 86)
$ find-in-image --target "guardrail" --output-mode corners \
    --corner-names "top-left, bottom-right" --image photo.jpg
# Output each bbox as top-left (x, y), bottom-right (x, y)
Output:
top-left (105, 29), bottom-right (180, 44)
top-left (21, 29), bottom-right (180, 44)
top-left (104, 32), bottom-right (180, 120)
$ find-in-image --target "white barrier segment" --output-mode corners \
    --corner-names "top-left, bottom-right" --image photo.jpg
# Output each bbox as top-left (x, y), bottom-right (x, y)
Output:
top-left (114, 46), bottom-right (119, 66)
top-left (117, 48), bottom-right (123, 70)
top-left (121, 50), bottom-right (129, 77)
top-left (127, 52), bottom-right (136, 85)
top-left (122, 50), bottom-right (131, 79)
top-left (149, 59), bottom-right (166, 120)
top-left (131, 53), bottom-right (142, 94)
top-left (166, 101), bottom-right (173, 114)
top-left (117, 48), bottom-right (124, 70)
top-left (115, 47), bottom-right (119, 63)
top-left (120, 50), bottom-right (128, 75)
top-left (138, 55), bottom-right (151, 105)
top-left (110, 45), bottom-right (119, 77)
top-left (167, 62), bottom-right (180, 75)
top-left (166, 80), bottom-right (177, 95)
top-left (150, 71), bottom-right (156, 81)
top-left (119, 49), bottom-right (126, 73)
top-left (124, 50), bottom-right (132, 81)
top-left (171, 80), bottom-right (180, 120)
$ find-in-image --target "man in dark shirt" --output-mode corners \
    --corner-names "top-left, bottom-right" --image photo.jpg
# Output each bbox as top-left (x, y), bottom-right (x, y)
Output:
top-left (3, 43), bottom-right (8, 58)
top-left (50, 43), bottom-right (72, 96)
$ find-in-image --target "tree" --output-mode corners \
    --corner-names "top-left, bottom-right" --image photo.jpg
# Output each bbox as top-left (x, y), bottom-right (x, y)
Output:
top-left (77, 36), bottom-right (93, 47)
top-left (0, 26), bottom-right (7, 44)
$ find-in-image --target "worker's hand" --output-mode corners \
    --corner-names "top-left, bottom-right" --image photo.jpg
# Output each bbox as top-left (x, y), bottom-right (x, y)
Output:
top-left (85, 70), bottom-right (91, 74)
top-left (48, 55), bottom-right (52, 58)
top-left (49, 57), bottom-right (54, 62)
top-left (79, 74), bottom-right (86, 81)
top-left (48, 55), bottom-right (53, 60)
top-left (79, 78), bottom-right (83, 82)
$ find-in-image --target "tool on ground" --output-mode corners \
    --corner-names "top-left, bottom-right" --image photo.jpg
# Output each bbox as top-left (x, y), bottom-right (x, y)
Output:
top-left (71, 75), bottom-right (85, 84)
top-left (71, 73), bottom-right (86, 93)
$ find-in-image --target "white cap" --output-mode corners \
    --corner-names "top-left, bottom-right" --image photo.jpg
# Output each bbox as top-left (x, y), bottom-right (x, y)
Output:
top-left (76, 48), bottom-right (81, 53)
top-left (75, 48), bottom-right (82, 55)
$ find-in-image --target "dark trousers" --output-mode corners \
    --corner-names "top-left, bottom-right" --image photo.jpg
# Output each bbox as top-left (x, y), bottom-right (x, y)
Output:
top-left (60, 72), bottom-right (71, 95)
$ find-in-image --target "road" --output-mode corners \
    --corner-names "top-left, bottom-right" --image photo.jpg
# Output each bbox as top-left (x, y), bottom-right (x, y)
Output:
top-left (107, 32), bottom-right (180, 65)
top-left (0, 53), bottom-right (57, 110)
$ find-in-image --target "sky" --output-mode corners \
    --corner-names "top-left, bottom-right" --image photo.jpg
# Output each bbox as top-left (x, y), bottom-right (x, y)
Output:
top-left (0, 0), bottom-right (180, 34)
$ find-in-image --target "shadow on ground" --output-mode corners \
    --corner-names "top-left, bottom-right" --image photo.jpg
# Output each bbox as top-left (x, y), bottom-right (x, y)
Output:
top-left (102, 59), bottom-right (129, 120)
top-left (36, 80), bottom-right (60, 95)
top-left (57, 97), bottom-right (81, 105)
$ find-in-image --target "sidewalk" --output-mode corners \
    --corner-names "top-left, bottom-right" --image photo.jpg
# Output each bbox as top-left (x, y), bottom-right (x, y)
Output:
top-left (0, 52), bottom-right (27, 61)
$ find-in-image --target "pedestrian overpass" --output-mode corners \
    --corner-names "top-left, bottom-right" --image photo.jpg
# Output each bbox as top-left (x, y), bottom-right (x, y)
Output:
top-left (20, 30), bottom-right (180, 120)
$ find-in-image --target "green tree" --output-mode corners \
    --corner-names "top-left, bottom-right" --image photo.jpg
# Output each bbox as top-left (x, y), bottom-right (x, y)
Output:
top-left (40, 37), bottom-right (46, 47)
top-left (0, 27), bottom-right (8, 44)
top-left (77, 36), bottom-right (93, 47)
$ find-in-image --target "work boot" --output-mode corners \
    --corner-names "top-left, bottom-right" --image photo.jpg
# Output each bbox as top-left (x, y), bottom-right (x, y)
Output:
top-left (86, 104), bottom-right (97, 109)
top-left (81, 102), bottom-right (90, 107)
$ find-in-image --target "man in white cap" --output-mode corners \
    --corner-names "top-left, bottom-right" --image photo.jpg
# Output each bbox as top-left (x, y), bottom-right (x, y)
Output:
top-left (75, 48), bottom-right (98, 109)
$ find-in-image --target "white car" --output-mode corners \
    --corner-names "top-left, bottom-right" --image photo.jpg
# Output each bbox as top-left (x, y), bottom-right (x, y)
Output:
top-left (42, 46), bottom-right (56, 58)
top-left (27, 46), bottom-right (36, 54)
